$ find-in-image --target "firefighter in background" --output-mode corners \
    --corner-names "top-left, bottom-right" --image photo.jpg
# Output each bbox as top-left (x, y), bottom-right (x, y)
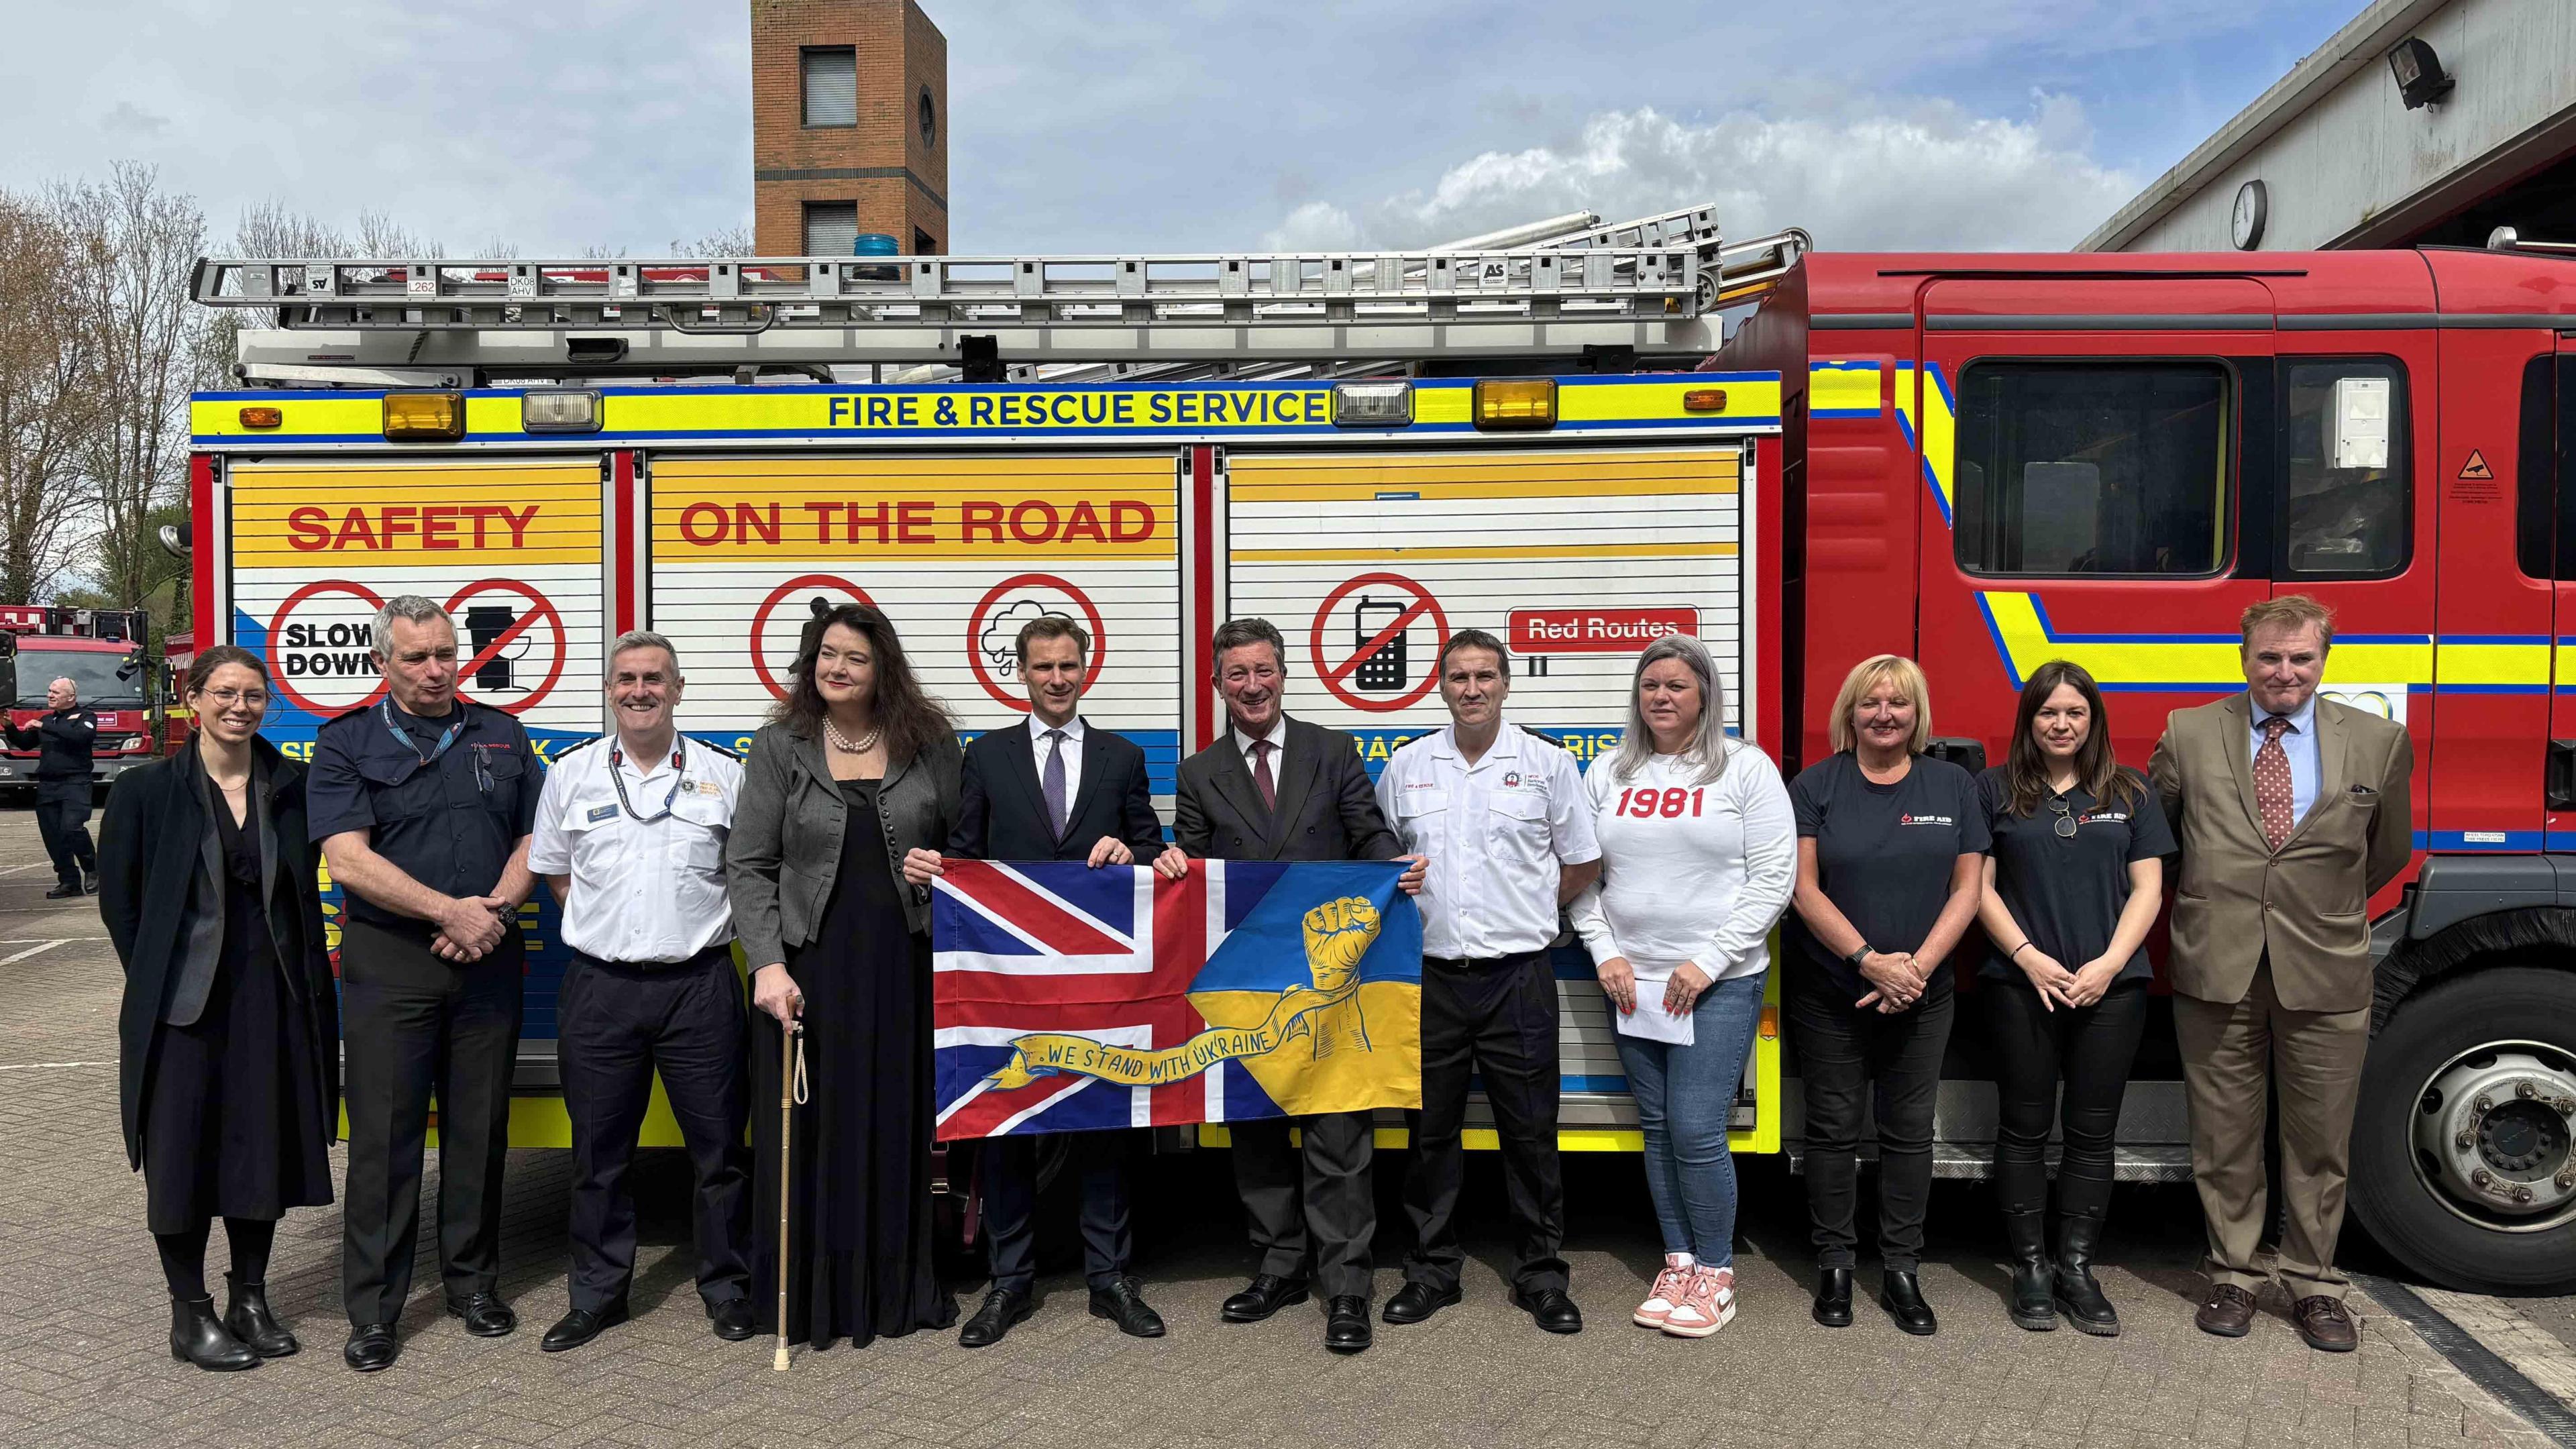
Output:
top-left (9, 676), bottom-right (99, 898)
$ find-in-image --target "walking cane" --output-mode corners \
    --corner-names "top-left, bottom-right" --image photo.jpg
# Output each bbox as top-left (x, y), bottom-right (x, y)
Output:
top-left (773, 1018), bottom-right (804, 1372)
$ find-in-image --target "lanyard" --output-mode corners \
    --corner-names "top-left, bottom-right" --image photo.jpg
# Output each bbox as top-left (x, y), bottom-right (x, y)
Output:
top-left (380, 697), bottom-right (464, 767)
top-left (607, 739), bottom-right (686, 822)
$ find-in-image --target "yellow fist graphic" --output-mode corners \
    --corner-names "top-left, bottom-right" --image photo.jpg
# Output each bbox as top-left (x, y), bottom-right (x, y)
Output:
top-left (1302, 896), bottom-right (1383, 991)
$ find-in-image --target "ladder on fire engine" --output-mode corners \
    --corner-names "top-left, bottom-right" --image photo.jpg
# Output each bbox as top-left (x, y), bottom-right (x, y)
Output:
top-left (191, 202), bottom-right (1807, 384)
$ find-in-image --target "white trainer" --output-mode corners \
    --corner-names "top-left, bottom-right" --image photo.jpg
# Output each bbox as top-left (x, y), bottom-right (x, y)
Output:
top-left (1633, 1252), bottom-right (1695, 1329)
top-left (1660, 1266), bottom-right (1737, 1338)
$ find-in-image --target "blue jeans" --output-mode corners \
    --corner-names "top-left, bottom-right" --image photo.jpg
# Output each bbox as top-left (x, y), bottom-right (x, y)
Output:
top-left (1615, 972), bottom-right (1765, 1265)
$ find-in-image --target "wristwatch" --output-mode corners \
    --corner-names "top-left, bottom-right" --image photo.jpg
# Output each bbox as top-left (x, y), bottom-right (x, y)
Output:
top-left (1844, 945), bottom-right (1875, 971)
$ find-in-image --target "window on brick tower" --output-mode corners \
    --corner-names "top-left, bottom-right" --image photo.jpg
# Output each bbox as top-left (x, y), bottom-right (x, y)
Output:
top-left (914, 229), bottom-right (938, 256)
top-left (804, 203), bottom-right (858, 258)
top-left (801, 47), bottom-right (857, 127)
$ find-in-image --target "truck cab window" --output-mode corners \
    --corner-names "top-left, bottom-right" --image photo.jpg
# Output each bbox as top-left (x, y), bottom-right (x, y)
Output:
top-left (2282, 359), bottom-right (2408, 576)
top-left (1953, 361), bottom-right (2229, 577)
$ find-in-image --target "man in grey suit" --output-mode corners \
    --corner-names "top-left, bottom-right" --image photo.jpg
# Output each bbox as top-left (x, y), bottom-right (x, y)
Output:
top-left (2149, 594), bottom-right (2412, 1354)
top-left (1175, 617), bottom-right (1424, 1354)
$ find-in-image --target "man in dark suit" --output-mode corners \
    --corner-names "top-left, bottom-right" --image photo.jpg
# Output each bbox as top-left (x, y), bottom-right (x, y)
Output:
top-left (902, 615), bottom-right (1183, 1348)
top-left (1173, 616), bottom-right (1424, 1354)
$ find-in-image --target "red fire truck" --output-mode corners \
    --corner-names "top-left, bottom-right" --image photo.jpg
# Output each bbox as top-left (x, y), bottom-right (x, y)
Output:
top-left (184, 209), bottom-right (2576, 1293)
top-left (0, 605), bottom-right (161, 794)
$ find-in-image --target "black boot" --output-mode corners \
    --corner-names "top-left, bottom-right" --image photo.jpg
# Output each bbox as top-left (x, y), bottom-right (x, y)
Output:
top-left (1811, 1267), bottom-right (1854, 1328)
top-left (1877, 1269), bottom-right (1937, 1336)
top-left (168, 1295), bottom-right (259, 1372)
top-left (2002, 1209), bottom-right (2057, 1332)
top-left (222, 1274), bottom-right (298, 1357)
top-left (2053, 1213), bottom-right (2120, 1337)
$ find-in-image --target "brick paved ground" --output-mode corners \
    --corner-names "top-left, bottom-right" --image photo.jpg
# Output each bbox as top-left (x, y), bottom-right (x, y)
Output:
top-left (0, 808), bottom-right (2563, 1448)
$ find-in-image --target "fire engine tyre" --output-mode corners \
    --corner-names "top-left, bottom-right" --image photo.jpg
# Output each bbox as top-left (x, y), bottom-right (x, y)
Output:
top-left (2351, 967), bottom-right (2576, 1295)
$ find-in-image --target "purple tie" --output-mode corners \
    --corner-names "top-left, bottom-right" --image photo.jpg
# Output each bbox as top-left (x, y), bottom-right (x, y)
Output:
top-left (1251, 739), bottom-right (1277, 813)
top-left (1042, 729), bottom-right (1069, 841)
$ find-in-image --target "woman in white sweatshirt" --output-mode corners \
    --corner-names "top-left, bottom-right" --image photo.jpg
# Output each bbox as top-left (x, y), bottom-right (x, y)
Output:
top-left (1570, 634), bottom-right (1796, 1338)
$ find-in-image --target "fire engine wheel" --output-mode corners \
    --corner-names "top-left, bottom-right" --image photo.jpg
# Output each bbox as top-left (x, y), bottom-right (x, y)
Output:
top-left (2351, 967), bottom-right (2576, 1295)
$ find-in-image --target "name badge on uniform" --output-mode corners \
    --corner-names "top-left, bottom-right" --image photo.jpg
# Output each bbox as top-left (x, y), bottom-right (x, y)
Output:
top-left (586, 804), bottom-right (619, 822)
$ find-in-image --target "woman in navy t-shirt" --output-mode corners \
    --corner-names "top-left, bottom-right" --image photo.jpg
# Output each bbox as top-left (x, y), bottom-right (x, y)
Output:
top-left (1787, 655), bottom-right (1987, 1337)
top-left (1973, 660), bottom-right (2170, 1338)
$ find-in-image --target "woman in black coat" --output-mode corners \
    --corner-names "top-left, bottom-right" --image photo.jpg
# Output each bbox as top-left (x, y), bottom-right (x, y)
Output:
top-left (99, 645), bottom-right (337, 1372)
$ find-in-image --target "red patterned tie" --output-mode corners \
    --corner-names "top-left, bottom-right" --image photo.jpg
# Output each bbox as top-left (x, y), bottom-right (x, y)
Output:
top-left (2255, 715), bottom-right (2295, 852)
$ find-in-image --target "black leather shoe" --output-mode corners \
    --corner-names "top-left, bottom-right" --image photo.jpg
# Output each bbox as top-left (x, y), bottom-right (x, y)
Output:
top-left (1087, 1277), bottom-right (1166, 1338)
top-left (81, 869), bottom-right (98, 895)
top-left (1812, 1267), bottom-right (1854, 1328)
top-left (44, 883), bottom-right (78, 900)
top-left (1324, 1295), bottom-right (1372, 1354)
top-left (708, 1297), bottom-right (756, 1342)
top-left (342, 1322), bottom-right (398, 1373)
top-left (1220, 1273), bottom-right (1309, 1324)
top-left (1381, 1281), bottom-right (1461, 1325)
top-left (1878, 1270), bottom-right (1938, 1336)
top-left (2053, 1213), bottom-right (2121, 1337)
top-left (540, 1301), bottom-right (628, 1353)
top-left (445, 1291), bottom-right (516, 1337)
top-left (169, 1295), bottom-right (259, 1372)
top-left (2002, 1210), bottom-right (2057, 1333)
top-left (1512, 1287), bottom-right (1584, 1334)
top-left (221, 1274), bottom-right (298, 1358)
top-left (959, 1286), bottom-right (1033, 1348)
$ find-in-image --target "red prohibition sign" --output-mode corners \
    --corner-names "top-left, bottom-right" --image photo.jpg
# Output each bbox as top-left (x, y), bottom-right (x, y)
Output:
top-left (266, 579), bottom-right (390, 718)
top-left (969, 573), bottom-right (1108, 710)
top-left (1311, 572), bottom-right (1448, 714)
top-left (447, 578), bottom-right (568, 715)
top-left (751, 574), bottom-right (880, 700)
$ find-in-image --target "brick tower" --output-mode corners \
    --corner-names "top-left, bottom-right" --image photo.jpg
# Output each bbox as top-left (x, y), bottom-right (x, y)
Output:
top-left (749, 0), bottom-right (949, 256)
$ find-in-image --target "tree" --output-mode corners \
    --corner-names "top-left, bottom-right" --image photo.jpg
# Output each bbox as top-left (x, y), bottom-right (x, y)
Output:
top-left (0, 191), bottom-right (97, 603)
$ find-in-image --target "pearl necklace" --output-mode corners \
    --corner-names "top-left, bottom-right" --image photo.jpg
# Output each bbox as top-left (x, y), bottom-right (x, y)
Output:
top-left (822, 717), bottom-right (882, 754)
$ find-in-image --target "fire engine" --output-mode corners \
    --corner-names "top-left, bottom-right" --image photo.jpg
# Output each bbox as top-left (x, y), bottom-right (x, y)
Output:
top-left (183, 203), bottom-right (2576, 1294)
top-left (0, 604), bottom-right (161, 793)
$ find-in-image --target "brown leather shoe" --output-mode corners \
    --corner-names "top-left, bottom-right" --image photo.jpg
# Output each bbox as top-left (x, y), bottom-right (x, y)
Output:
top-left (2195, 1283), bottom-right (2258, 1338)
top-left (2293, 1295), bottom-right (2358, 1353)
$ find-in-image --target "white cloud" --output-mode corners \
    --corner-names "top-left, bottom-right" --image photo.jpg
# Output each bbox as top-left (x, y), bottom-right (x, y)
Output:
top-left (1265, 99), bottom-right (2137, 254)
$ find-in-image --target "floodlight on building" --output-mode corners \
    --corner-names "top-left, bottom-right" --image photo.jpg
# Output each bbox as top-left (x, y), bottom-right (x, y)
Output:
top-left (2387, 38), bottom-right (2455, 110)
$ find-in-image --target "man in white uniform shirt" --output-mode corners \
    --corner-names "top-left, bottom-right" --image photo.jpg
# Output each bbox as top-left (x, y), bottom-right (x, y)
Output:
top-left (527, 631), bottom-right (754, 1352)
top-left (1375, 629), bottom-right (1600, 1334)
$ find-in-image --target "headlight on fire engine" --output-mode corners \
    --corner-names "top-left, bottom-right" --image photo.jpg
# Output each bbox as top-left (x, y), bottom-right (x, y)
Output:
top-left (1331, 381), bottom-right (1413, 429)
top-left (1472, 378), bottom-right (1557, 431)
top-left (521, 389), bottom-right (600, 433)
top-left (383, 392), bottom-right (465, 441)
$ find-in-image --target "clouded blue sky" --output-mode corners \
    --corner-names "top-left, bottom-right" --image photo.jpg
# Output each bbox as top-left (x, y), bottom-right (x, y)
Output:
top-left (4, 1), bottom-right (2363, 256)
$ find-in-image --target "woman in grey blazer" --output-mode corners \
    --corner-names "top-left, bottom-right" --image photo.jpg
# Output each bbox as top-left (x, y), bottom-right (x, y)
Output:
top-left (726, 601), bottom-right (962, 1349)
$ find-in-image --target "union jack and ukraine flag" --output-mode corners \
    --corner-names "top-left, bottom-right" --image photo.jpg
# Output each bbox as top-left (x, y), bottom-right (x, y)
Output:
top-left (932, 861), bottom-right (1424, 1140)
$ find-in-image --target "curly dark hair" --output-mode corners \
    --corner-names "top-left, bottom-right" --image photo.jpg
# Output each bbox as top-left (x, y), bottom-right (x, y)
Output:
top-left (771, 600), bottom-right (956, 765)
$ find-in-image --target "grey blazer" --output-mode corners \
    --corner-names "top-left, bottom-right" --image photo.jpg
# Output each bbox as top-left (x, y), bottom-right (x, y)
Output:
top-left (725, 721), bottom-right (963, 968)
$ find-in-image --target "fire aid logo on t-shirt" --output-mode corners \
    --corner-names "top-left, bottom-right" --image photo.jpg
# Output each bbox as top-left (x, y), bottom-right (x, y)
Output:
top-left (1899, 813), bottom-right (1955, 826)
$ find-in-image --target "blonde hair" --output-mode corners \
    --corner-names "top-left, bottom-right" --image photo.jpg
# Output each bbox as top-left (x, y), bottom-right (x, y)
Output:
top-left (2240, 594), bottom-right (2336, 651)
top-left (1828, 654), bottom-right (1933, 754)
top-left (1609, 634), bottom-right (1733, 786)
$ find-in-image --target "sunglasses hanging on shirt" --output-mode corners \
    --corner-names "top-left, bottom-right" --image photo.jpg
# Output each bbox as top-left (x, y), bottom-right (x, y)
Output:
top-left (2047, 797), bottom-right (2078, 840)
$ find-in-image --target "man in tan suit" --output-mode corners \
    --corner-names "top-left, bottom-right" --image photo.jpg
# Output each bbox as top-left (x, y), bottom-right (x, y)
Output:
top-left (2150, 595), bottom-right (2411, 1353)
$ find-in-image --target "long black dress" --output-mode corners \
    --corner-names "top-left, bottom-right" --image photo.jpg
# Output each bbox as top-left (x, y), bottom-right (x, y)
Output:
top-left (752, 778), bottom-right (955, 1348)
top-left (139, 777), bottom-right (334, 1232)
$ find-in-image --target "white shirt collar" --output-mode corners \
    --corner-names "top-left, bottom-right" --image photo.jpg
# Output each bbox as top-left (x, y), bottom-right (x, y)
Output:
top-left (2250, 691), bottom-right (2318, 733)
top-left (1431, 720), bottom-right (1522, 763)
top-left (1032, 713), bottom-right (1085, 743)
top-left (1232, 716), bottom-right (1287, 755)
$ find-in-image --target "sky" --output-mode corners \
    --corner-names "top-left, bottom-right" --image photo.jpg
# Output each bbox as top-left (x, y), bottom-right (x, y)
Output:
top-left (0, 0), bottom-right (2369, 258)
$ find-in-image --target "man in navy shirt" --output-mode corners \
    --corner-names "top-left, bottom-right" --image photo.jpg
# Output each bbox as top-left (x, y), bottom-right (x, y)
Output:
top-left (307, 596), bottom-right (541, 1373)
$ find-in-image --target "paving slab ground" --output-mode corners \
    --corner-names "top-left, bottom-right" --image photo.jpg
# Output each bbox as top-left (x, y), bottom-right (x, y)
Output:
top-left (0, 806), bottom-right (2568, 1448)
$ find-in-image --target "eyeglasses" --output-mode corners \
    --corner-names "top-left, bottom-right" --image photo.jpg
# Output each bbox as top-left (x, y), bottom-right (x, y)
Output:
top-left (199, 689), bottom-right (270, 709)
top-left (2045, 798), bottom-right (2078, 839)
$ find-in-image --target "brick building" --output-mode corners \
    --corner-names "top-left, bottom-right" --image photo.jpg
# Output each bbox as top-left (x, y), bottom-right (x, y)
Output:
top-left (749, 0), bottom-right (948, 257)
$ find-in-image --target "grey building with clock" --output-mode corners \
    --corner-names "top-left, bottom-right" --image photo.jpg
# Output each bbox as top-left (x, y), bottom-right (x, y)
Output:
top-left (2081, 0), bottom-right (2576, 254)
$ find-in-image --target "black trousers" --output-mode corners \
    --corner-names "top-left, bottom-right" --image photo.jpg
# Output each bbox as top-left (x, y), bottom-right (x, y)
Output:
top-left (34, 783), bottom-right (92, 889)
top-left (1983, 977), bottom-right (2150, 1224)
top-left (981, 1132), bottom-right (1131, 1293)
top-left (559, 948), bottom-right (751, 1313)
top-left (1232, 1110), bottom-right (1374, 1299)
top-left (1790, 975), bottom-right (1953, 1272)
top-left (338, 920), bottom-right (523, 1326)
top-left (1403, 951), bottom-right (1566, 1293)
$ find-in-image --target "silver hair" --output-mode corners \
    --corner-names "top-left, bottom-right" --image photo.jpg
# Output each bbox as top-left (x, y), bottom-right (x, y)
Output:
top-left (370, 595), bottom-right (454, 657)
top-left (1609, 634), bottom-right (1733, 786)
top-left (606, 629), bottom-right (682, 682)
